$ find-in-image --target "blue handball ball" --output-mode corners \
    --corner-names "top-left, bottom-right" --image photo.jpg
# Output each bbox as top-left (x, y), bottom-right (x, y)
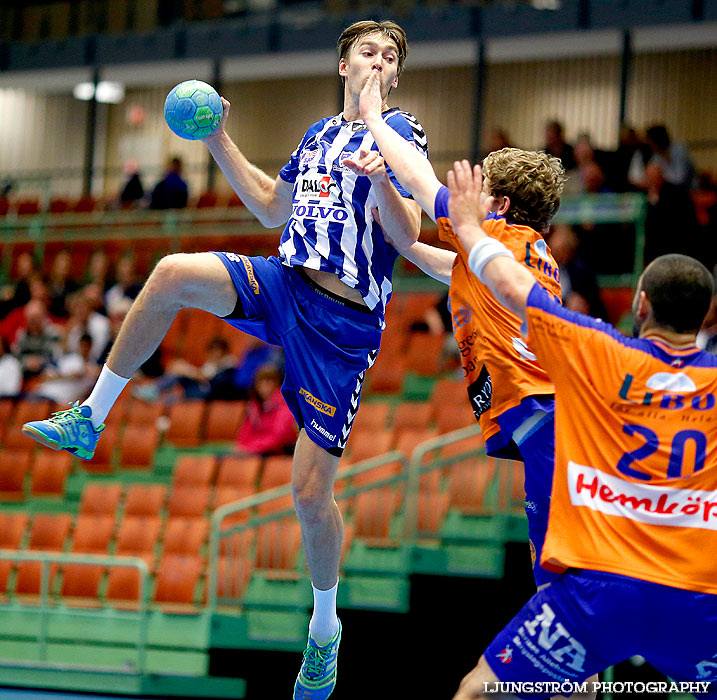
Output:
top-left (164, 80), bottom-right (223, 140)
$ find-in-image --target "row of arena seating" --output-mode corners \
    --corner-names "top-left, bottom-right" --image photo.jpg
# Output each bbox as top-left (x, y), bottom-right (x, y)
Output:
top-left (0, 438), bottom-right (523, 610)
top-left (0, 191), bottom-right (246, 217)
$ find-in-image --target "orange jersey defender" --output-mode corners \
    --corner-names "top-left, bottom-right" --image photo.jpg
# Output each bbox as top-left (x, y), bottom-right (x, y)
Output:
top-left (526, 285), bottom-right (717, 594)
top-left (436, 195), bottom-right (561, 453)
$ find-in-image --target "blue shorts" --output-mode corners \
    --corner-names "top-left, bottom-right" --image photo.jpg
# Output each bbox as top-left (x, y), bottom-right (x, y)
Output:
top-left (517, 414), bottom-right (557, 588)
top-left (485, 569), bottom-right (717, 698)
top-left (214, 253), bottom-right (381, 454)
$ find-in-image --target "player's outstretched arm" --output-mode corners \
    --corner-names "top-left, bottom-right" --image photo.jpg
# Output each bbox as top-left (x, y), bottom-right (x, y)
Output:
top-left (448, 160), bottom-right (535, 321)
top-left (359, 69), bottom-right (442, 222)
top-left (401, 242), bottom-right (455, 285)
top-left (202, 97), bottom-right (293, 229)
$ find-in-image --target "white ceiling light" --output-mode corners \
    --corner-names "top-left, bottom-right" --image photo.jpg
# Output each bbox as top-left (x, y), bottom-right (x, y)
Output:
top-left (72, 82), bottom-right (95, 100)
top-left (95, 81), bottom-right (125, 103)
top-left (72, 80), bottom-right (125, 103)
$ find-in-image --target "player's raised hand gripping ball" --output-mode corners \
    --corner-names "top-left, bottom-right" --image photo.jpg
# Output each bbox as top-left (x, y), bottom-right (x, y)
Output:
top-left (164, 80), bottom-right (223, 140)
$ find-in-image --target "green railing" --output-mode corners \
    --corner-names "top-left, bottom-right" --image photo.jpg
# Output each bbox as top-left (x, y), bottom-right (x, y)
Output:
top-left (0, 550), bottom-right (150, 672)
top-left (553, 192), bottom-right (648, 288)
top-left (207, 450), bottom-right (407, 611)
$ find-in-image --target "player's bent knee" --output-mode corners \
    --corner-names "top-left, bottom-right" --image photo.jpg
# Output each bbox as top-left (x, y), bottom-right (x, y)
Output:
top-left (151, 252), bottom-right (237, 317)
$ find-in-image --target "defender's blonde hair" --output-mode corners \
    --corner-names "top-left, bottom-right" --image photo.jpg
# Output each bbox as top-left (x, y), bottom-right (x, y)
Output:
top-left (482, 148), bottom-right (566, 232)
top-left (337, 20), bottom-right (408, 76)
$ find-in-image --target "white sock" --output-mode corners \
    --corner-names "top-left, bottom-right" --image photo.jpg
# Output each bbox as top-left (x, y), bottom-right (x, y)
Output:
top-left (308, 579), bottom-right (339, 646)
top-left (82, 364), bottom-right (130, 429)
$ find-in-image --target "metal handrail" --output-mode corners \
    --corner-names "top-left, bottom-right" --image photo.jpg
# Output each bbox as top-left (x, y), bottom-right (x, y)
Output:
top-left (0, 550), bottom-right (150, 673)
top-left (207, 450), bottom-right (407, 611)
top-left (402, 424), bottom-right (484, 543)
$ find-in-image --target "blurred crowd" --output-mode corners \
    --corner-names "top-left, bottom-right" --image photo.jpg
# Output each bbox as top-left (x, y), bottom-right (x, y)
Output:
top-left (0, 248), bottom-right (297, 456)
top-left (486, 121), bottom-right (717, 277)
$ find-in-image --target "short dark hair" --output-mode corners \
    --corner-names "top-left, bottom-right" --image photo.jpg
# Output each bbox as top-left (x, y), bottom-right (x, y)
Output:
top-left (640, 254), bottom-right (714, 334)
top-left (646, 125), bottom-right (670, 151)
top-left (337, 20), bottom-right (408, 76)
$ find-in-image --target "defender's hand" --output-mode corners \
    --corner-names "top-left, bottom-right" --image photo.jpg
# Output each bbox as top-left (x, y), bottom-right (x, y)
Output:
top-left (342, 149), bottom-right (387, 183)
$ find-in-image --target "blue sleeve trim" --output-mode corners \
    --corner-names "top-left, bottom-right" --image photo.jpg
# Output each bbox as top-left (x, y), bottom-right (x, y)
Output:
top-left (434, 185), bottom-right (450, 221)
top-left (527, 283), bottom-right (717, 368)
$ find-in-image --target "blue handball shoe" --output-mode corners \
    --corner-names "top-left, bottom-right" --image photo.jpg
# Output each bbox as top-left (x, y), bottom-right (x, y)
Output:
top-left (293, 621), bottom-right (342, 700)
top-left (22, 402), bottom-right (104, 461)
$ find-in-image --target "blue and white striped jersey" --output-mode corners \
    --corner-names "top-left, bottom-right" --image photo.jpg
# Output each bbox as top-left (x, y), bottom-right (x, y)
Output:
top-left (278, 107), bottom-right (428, 322)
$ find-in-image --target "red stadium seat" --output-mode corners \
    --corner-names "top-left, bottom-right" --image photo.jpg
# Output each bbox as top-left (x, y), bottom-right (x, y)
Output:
top-left (205, 401), bottom-right (246, 443)
top-left (79, 483), bottom-right (122, 517)
top-left (30, 452), bottom-right (72, 497)
top-left (216, 454), bottom-right (261, 490)
top-left (173, 454), bottom-right (215, 487)
top-left (124, 484), bottom-right (166, 518)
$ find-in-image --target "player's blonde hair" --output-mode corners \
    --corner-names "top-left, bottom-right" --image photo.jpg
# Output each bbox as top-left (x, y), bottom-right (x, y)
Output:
top-left (337, 20), bottom-right (408, 76)
top-left (482, 148), bottom-right (566, 233)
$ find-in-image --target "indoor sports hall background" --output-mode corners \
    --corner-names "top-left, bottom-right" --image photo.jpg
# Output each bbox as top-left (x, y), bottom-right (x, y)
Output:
top-left (0, 0), bottom-right (716, 697)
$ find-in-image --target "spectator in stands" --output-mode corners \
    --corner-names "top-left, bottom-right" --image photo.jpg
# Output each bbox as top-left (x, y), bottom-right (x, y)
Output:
top-left (645, 124), bottom-right (697, 191)
top-left (83, 250), bottom-right (111, 295)
top-left (33, 333), bottom-right (99, 405)
top-left (99, 297), bottom-right (164, 378)
top-left (119, 169), bottom-right (145, 208)
top-left (63, 289), bottom-right (110, 363)
top-left (0, 251), bottom-right (36, 318)
top-left (616, 124), bottom-right (651, 192)
top-left (12, 299), bottom-right (61, 379)
top-left (0, 272), bottom-right (49, 346)
top-left (482, 129), bottom-right (512, 157)
top-left (150, 156), bottom-right (189, 210)
top-left (543, 120), bottom-right (575, 170)
top-left (0, 335), bottom-right (22, 397)
top-left (231, 337), bottom-right (284, 399)
top-left (234, 365), bottom-right (298, 457)
top-left (547, 224), bottom-right (607, 319)
top-left (133, 336), bottom-right (236, 402)
top-left (47, 250), bottom-right (78, 320)
top-left (644, 162), bottom-right (700, 265)
top-left (105, 256), bottom-right (142, 312)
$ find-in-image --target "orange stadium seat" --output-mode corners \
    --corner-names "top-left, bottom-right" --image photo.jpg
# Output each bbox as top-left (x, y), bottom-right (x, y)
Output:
top-left (349, 401), bottom-right (390, 434)
top-left (173, 454), bottom-right (215, 487)
top-left (196, 191), bottom-right (219, 208)
top-left (352, 460), bottom-right (403, 490)
top-left (405, 333), bottom-right (444, 376)
top-left (214, 486), bottom-right (255, 511)
top-left (28, 513), bottom-right (73, 551)
top-left (219, 523), bottom-right (253, 558)
top-left (448, 457), bottom-right (496, 515)
top-left (417, 492), bottom-right (450, 535)
top-left (79, 483), bottom-right (122, 517)
top-left (163, 518), bottom-right (209, 557)
top-left (168, 485), bottom-right (211, 519)
top-left (123, 399), bottom-right (164, 427)
top-left (392, 401), bottom-right (433, 432)
top-left (116, 516), bottom-right (161, 560)
top-left (6, 398), bottom-right (53, 451)
top-left (212, 556), bottom-right (252, 602)
top-left (255, 520), bottom-right (302, 571)
top-left (119, 425), bottom-right (159, 469)
top-left (166, 400), bottom-right (206, 447)
top-left (0, 560), bottom-right (13, 595)
top-left (154, 554), bottom-right (203, 606)
top-left (30, 452), bottom-right (72, 497)
top-left (256, 493), bottom-right (294, 517)
top-left (394, 428), bottom-right (439, 456)
top-left (354, 491), bottom-right (396, 542)
top-left (81, 424), bottom-right (118, 473)
top-left (15, 561), bottom-right (59, 596)
top-left (61, 563), bottom-right (103, 602)
top-left (0, 450), bottom-right (31, 500)
top-left (259, 455), bottom-right (293, 490)
top-left (0, 399), bottom-right (14, 441)
top-left (71, 514), bottom-right (115, 554)
top-left (346, 428), bottom-right (393, 464)
top-left (124, 484), bottom-right (166, 518)
top-left (435, 403), bottom-right (476, 435)
top-left (216, 454), bottom-right (261, 490)
top-left (0, 513), bottom-right (28, 549)
top-left (205, 401), bottom-right (246, 442)
top-left (367, 356), bottom-right (407, 394)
